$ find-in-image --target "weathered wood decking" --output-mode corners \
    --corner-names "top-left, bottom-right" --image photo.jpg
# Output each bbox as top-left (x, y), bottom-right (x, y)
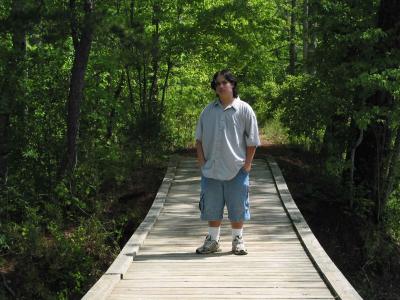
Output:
top-left (83, 156), bottom-right (362, 300)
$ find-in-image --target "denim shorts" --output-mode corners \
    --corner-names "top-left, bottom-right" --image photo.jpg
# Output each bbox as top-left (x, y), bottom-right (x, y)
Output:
top-left (199, 168), bottom-right (250, 222)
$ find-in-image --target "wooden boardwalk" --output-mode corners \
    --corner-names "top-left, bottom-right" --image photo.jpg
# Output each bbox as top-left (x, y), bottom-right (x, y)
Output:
top-left (83, 156), bottom-right (362, 300)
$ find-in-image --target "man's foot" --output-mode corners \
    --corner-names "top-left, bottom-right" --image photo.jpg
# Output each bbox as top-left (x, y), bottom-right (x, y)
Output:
top-left (232, 235), bottom-right (247, 255)
top-left (196, 235), bottom-right (221, 254)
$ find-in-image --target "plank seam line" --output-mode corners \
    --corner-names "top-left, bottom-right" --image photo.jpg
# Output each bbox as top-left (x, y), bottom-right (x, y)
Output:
top-left (265, 155), bottom-right (363, 300)
top-left (81, 154), bottom-right (179, 300)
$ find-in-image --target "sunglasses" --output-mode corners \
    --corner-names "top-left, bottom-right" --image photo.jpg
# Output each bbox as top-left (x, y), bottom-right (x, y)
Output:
top-left (215, 80), bottom-right (230, 86)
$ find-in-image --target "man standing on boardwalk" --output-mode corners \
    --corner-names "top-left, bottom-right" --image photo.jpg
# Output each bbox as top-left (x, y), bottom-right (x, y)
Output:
top-left (195, 69), bottom-right (260, 255)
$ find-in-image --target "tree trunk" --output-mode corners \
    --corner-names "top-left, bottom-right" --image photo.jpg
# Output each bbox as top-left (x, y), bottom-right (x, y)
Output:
top-left (321, 113), bottom-right (348, 160)
top-left (0, 113), bottom-right (10, 184)
top-left (60, 0), bottom-right (95, 176)
top-left (129, 0), bottom-right (135, 27)
top-left (125, 66), bottom-right (138, 115)
top-left (302, 0), bottom-right (309, 72)
top-left (383, 126), bottom-right (400, 205)
top-left (349, 128), bottom-right (363, 209)
top-left (0, 0), bottom-right (26, 184)
top-left (353, 0), bottom-right (400, 222)
top-left (106, 73), bottom-right (124, 140)
top-left (159, 58), bottom-right (172, 119)
top-left (149, 3), bottom-right (162, 132)
top-left (149, 4), bottom-right (160, 116)
top-left (289, 0), bottom-right (297, 74)
top-left (306, 2), bottom-right (317, 75)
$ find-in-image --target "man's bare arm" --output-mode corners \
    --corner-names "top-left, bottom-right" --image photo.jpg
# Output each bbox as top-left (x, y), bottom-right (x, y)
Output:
top-left (243, 146), bottom-right (256, 172)
top-left (196, 139), bottom-right (206, 167)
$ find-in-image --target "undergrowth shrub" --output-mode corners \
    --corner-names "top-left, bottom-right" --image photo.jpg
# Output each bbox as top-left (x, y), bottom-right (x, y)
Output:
top-left (3, 216), bottom-right (117, 299)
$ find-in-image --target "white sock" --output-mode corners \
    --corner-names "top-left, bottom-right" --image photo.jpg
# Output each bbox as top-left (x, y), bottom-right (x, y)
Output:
top-left (208, 226), bottom-right (220, 241)
top-left (232, 228), bottom-right (243, 239)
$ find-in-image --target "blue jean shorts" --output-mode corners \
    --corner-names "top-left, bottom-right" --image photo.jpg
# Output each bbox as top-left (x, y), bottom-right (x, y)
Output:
top-left (199, 168), bottom-right (250, 222)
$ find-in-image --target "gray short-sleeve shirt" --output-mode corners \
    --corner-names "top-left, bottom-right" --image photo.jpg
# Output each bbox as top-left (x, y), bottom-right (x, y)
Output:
top-left (195, 96), bottom-right (261, 180)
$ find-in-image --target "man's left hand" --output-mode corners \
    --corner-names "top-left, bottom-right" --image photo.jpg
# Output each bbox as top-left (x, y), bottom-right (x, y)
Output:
top-left (243, 162), bottom-right (252, 173)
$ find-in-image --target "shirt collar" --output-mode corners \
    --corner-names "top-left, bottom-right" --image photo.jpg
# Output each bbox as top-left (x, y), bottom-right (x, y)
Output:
top-left (214, 96), bottom-right (240, 110)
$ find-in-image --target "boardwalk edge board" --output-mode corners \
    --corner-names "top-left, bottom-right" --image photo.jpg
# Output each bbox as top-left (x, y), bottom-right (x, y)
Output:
top-left (81, 274), bottom-right (120, 300)
top-left (82, 155), bottom-right (179, 300)
top-left (266, 155), bottom-right (363, 300)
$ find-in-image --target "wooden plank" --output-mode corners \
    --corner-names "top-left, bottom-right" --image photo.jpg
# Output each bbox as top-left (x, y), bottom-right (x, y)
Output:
top-left (131, 259), bottom-right (315, 264)
top-left (139, 243), bottom-right (308, 248)
top-left (134, 254), bottom-right (311, 259)
top-left (141, 239), bottom-right (302, 245)
top-left (108, 296), bottom-right (335, 300)
top-left (145, 232), bottom-right (298, 237)
top-left (116, 280), bottom-right (329, 288)
top-left (108, 295), bottom-right (335, 300)
top-left (123, 275), bottom-right (325, 282)
top-left (267, 156), bottom-right (362, 300)
top-left (123, 274), bottom-right (325, 280)
top-left (134, 253), bottom-right (310, 258)
top-left (109, 287), bottom-right (334, 297)
top-left (124, 269), bottom-right (324, 275)
top-left (109, 296), bottom-right (334, 300)
top-left (129, 264), bottom-right (318, 271)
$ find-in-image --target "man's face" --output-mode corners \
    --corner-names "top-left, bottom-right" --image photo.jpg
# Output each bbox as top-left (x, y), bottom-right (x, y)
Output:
top-left (215, 74), bottom-right (233, 98)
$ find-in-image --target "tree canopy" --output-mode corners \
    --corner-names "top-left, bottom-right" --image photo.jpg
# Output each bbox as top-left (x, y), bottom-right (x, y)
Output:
top-left (0, 0), bottom-right (399, 299)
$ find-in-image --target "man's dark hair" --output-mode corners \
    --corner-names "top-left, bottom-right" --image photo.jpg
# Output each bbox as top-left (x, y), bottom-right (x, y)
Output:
top-left (211, 69), bottom-right (238, 98)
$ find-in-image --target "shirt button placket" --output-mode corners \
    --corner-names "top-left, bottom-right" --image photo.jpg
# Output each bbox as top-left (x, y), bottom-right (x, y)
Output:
top-left (214, 110), bottom-right (224, 176)
top-left (219, 113), bottom-right (225, 154)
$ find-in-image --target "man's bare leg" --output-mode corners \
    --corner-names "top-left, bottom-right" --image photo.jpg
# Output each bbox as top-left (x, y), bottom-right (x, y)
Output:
top-left (209, 220), bottom-right (222, 227)
top-left (231, 221), bottom-right (243, 229)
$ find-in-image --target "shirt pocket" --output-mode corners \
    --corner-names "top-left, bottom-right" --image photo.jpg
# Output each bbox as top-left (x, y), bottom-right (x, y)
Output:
top-left (227, 114), bottom-right (245, 146)
top-left (230, 113), bottom-right (245, 132)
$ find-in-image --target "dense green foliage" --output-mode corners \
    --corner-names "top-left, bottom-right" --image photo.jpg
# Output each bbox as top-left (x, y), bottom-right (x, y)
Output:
top-left (0, 0), bottom-right (399, 299)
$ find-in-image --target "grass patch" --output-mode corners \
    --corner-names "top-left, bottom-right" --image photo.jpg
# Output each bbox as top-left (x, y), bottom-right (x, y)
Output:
top-left (263, 119), bottom-right (289, 144)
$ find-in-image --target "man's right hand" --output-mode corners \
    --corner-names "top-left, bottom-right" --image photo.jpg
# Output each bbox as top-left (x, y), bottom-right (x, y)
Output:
top-left (198, 159), bottom-right (206, 168)
top-left (196, 140), bottom-right (206, 168)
